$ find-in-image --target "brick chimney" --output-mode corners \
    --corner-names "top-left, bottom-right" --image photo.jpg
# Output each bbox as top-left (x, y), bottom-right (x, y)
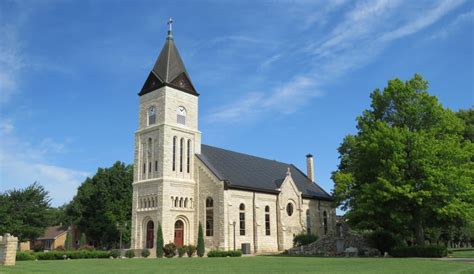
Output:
top-left (306, 154), bottom-right (314, 182)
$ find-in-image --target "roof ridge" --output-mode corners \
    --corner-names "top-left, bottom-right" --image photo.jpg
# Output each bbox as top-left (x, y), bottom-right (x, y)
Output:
top-left (201, 144), bottom-right (291, 166)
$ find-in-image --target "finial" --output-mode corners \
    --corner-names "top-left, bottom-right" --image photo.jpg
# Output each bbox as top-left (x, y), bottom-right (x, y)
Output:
top-left (167, 18), bottom-right (174, 39)
top-left (286, 167), bottom-right (291, 176)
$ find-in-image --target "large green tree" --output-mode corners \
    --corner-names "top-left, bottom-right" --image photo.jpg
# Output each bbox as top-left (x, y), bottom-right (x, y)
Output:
top-left (67, 161), bottom-right (133, 248)
top-left (0, 182), bottom-right (52, 241)
top-left (332, 74), bottom-right (474, 246)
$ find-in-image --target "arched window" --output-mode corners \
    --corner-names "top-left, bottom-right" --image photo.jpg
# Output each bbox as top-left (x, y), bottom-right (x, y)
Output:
top-left (239, 203), bottom-right (245, 236)
top-left (148, 106), bottom-right (156, 126)
top-left (174, 197), bottom-right (178, 208)
top-left (187, 139), bottom-right (191, 173)
top-left (190, 198), bottom-right (193, 209)
top-left (155, 161), bottom-right (158, 172)
top-left (146, 220), bottom-right (154, 248)
top-left (139, 199), bottom-right (143, 209)
top-left (323, 211), bottom-right (328, 235)
top-left (306, 210), bottom-right (311, 234)
top-left (265, 206), bottom-right (270, 236)
top-left (147, 138), bottom-right (152, 175)
top-left (184, 198), bottom-right (188, 208)
top-left (177, 106), bottom-right (186, 125)
top-left (286, 202), bottom-right (294, 216)
top-left (179, 197), bottom-right (183, 208)
top-left (206, 197), bottom-right (214, 236)
top-left (172, 136), bottom-right (177, 171)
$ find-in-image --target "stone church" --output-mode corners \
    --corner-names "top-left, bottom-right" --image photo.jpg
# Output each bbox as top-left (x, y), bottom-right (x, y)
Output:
top-left (130, 24), bottom-right (335, 254)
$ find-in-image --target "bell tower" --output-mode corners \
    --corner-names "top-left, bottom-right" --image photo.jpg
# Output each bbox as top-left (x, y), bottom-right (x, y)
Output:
top-left (131, 19), bottom-right (201, 250)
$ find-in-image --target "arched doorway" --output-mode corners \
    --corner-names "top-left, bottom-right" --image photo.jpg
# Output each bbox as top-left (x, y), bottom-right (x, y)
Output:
top-left (174, 220), bottom-right (184, 247)
top-left (146, 220), bottom-right (154, 249)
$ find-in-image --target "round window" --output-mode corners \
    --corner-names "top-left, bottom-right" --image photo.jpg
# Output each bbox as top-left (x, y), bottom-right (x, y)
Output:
top-left (286, 203), bottom-right (294, 216)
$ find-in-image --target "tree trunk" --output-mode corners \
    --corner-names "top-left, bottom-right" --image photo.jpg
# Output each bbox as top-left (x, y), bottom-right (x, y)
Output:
top-left (414, 211), bottom-right (425, 246)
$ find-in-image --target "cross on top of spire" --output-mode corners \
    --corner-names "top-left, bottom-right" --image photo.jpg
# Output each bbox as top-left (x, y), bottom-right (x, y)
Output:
top-left (167, 18), bottom-right (174, 40)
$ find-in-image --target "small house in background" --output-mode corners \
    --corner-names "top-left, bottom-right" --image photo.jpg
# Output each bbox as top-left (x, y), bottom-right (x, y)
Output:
top-left (36, 224), bottom-right (69, 250)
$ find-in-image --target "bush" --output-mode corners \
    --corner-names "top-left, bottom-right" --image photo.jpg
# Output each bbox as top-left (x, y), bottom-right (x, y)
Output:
top-left (366, 230), bottom-right (399, 254)
top-left (163, 243), bottom-right (177, 258)
top-left (391, 246), bottom-right (447, 258)
top-left (79, 245), bottom-right (95, 251)
top-left (125, 250), bottom-right (135, 258)
top-left (186, 245), bottom-right (197, 257)
top-left (293, 233), bottom-right (318, 247)
top-left (156, 223), bottom-right (164, 258)
top-left (177, 246), bottom-right (186, 257)
top-left (141, 249), bottom-right (150, 258)
top-left (110, 249), bottom-right (120, 258)
top-left (16, 252), bottom-right (36, 261)
top-left (55, 245), bottom-right (65, 251)
top-left (33, 250), bottom-right (111, 260)
top-left (32, 242), bottom-right (44, 252)
top-left (197, 222), bottom-right (205, 257)
top-left (207, 250), bottom-right (242, 257)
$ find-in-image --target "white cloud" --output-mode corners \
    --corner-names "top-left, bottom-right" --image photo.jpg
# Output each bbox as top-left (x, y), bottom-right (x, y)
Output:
top-left (206, 0), bottom-right (466, 124)
top-left (0, 25), bottom-right (25, 104)
top-left (0, 119), bottom-right (89, 206)
top-left (429, 9), bottom-right (474, 40)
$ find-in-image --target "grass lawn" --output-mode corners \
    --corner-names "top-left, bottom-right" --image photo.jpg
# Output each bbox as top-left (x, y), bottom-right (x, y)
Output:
top-left (451, 250), bottom-right (474, 258)
top-left (1, 256), bottom-right (473, 274)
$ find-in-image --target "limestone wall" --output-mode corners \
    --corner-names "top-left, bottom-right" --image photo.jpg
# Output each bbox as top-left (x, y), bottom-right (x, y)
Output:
top-left (0, 234), bottom-right (18, 266)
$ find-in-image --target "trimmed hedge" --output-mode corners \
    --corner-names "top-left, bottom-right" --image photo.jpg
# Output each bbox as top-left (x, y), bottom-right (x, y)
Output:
top-left (293, 233), bottom-right (318, 247)
top-left (16, 252), bottom-right (36, 261)
top-left (207, 250), bottom-right (242, 257)
top-left (125, 250), bottom-right (135, 258)
top-left (17, 250), bottom-right (111, 261)
top-left (141, 249), bottom-right (150, 258)
top-left (391, 246), bottom-right (447, 258)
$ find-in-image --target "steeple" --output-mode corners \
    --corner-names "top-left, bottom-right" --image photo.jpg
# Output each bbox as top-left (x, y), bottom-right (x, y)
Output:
top-left (139, 18), bottom-right (198, 96)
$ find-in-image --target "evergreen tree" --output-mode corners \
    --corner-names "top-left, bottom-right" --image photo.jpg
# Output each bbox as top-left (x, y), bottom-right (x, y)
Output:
top-left (64, 230), bottom-right (73, 250)
top-left (197, 222), bottom-right (205, 257)
top-left (156, 223), bottom-right (163, 258)
top-left (80, 233), bottom-right (87, 246)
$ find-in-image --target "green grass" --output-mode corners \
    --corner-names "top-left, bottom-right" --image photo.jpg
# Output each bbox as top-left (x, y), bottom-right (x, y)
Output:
top-left (1, 256), bottom-right (473, 274)
top-left (451, 250), bottom-right (474, 258)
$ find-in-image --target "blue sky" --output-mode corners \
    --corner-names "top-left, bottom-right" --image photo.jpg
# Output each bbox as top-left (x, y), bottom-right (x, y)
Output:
top-left (0, 0), bottom-right (473, 207)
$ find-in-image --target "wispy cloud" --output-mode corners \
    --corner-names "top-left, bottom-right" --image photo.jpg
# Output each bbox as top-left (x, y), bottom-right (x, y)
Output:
top-left (429, 9), bottom-right (474, 40)
top-left (205, 0), bottom-right (466, 123)
top-left (0, 119), bottom-right (89, 206)
top-left (0, 25), bottom-right (25, 104)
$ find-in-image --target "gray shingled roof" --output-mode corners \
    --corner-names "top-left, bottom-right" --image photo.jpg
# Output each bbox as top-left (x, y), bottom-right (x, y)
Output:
top-left (197, 144), bottom-right (333, 201)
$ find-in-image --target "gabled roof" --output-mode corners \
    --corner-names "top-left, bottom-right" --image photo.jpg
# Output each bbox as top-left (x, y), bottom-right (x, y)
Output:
top-left (37, 225), bottom-right (69, 240)
top-left (139, 31), bottom-right (198, 96)
top-left (197, 144), bottom-right (333, 201)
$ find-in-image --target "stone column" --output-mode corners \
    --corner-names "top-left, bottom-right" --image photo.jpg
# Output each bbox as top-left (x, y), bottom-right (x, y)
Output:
top-left (0, 233), bottom-right (19, 266)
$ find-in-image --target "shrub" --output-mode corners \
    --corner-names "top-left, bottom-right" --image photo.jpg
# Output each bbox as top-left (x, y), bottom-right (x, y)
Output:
top-left (391, 246), bottom-right (447, 258)
top-left (32, 242), bottom-right (44, 252)
top-left (33, 250), bottom-right (111, 260)
top-left (55, 245), bottom-right (65, 251)
top-left (16, 252), bottom-right (36, 261)
top-left (79, 233), bottom-right (87, 246)
top-left (207, 250), bottom-right (242, 257)
top-left (64, 231), bottom-right (73, 251)
top-left (79, 245), bottom-right (95, 251)
top-left (197, 222), bottom-right (205, 257)
top-left (110, 249), bottom-right (120, 258)
top-left (366, 230), bottom-right (399, 254)
top-left (163, 243), bottom-right (177, 258)
top-left (125, 250), bottom-right (135, 258)
top-left (156, 223), bottom-right (164, 258)
top-left (186, 245), bottom-right (197, 257)
top-left (177, 246), bottom-right (186, 257)
top-left (293, 233), bottom-right (318, 247)
top-left (141, 249), bottom-right (150, 258)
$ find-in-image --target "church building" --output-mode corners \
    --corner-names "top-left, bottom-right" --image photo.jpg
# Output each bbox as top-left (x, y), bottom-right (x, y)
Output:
top-left (130, 22), bottom-right (335, 254)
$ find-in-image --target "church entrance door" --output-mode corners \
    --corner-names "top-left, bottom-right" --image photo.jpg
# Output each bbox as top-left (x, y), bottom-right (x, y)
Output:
top-left (146, 221), bottom-right (154, 249)
top-left (174, 220), bottom-right (184, 247)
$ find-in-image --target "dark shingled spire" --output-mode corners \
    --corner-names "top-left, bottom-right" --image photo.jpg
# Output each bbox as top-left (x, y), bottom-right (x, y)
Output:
top-left (139, 20), bottom-right (198, 96)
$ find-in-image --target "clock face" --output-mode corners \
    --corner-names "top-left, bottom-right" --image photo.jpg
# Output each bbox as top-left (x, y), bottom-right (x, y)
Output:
top-left (177, 106), bottom-right (186, 115)
top-left (178, 80), bottom-right (185, 87)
